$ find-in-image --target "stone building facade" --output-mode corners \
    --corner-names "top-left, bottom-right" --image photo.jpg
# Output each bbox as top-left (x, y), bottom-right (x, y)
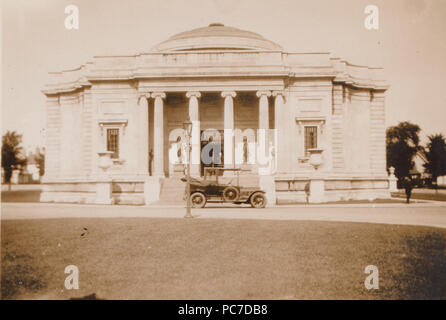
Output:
top-left (40, 24), bottom-right (390, 204)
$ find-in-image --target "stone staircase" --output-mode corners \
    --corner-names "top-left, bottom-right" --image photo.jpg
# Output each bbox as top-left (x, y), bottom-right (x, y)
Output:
top-left (154, 177), bottom-right (186, 205)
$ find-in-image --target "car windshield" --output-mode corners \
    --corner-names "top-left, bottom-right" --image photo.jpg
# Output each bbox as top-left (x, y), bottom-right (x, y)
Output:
top-left (205, 168), bottom-right (219, 182)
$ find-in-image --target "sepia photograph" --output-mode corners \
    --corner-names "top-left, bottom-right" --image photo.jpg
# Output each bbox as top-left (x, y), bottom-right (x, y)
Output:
top-left (1, 0), bottom-right (446, 306)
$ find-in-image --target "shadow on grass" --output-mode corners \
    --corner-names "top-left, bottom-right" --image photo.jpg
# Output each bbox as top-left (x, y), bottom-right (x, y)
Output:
top-left (70, 293), bottom-right (104, 300)
top-left (394, 232), bottom-right (446, 299)
top-left (1, 251), bottom-right (47, 299)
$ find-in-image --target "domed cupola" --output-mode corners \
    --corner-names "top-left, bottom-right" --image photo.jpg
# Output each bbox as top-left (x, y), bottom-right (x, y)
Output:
top-left (152, 23), bottom-right (283, 51)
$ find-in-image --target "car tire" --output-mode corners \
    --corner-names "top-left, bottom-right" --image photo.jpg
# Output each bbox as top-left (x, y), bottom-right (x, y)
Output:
top-left (223, 186), bottom-right (240, 202)
top-left (190, 192), bottom-right (206, 208)
top-left (250, 192), bottom-right (267, 208)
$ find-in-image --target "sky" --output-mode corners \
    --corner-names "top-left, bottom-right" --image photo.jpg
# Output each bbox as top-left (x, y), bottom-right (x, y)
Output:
top-left (2, 0), bottom-right (446, 151)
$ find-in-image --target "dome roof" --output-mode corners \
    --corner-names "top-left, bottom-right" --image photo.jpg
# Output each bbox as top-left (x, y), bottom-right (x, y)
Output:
top-left (152, 23), bottom-right (283, 51)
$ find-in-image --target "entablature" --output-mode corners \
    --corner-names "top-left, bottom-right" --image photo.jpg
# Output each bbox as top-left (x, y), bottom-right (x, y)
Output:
top-left (43, 51), bottom-right (388, 95)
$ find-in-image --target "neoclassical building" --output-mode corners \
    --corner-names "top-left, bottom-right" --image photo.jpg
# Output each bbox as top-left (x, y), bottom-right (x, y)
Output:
top-left (41, 23), bottom-right (390, 204)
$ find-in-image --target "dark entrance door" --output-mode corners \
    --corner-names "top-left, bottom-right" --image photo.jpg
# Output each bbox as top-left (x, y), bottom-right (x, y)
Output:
top-left (200, 130), bottom-right (224, 176)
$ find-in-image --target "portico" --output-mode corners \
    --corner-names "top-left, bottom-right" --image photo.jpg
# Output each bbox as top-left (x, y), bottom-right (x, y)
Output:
top-left (136, 89), bottom-right (277, 178)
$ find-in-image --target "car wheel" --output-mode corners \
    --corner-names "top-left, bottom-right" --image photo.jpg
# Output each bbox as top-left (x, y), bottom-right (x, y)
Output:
top-left (190, 192), bottom-right (206, 208)
top-left (250, 192), bottom-right (267, 208)
top-left (223, 186), bottom-right (240, 202)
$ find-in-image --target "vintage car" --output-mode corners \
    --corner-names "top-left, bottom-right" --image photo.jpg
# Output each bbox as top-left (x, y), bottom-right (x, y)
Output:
top-left (181, 167), bottom-right (267, 208)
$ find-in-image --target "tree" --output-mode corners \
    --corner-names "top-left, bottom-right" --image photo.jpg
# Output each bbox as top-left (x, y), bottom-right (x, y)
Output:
top-left (423, 134), bottom-right (446, 183)
top-left (1, 131), bottom-right (26, 190)
top-left (35, 147), bottom-right (45, 177)
top-left (386, 122), bottom-right (421, 184)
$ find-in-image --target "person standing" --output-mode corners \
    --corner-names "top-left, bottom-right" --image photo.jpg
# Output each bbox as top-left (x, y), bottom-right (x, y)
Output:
top-left (403, 176), bottom-right (414, 204)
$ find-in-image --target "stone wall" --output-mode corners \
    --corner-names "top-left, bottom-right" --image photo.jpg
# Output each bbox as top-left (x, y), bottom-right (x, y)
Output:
top-left (44, 95), bottom-right (61, 180)
top-left (285, 79), bottom-right (333, 174)
top-left (275, 176), bottom-right (390, 204)
top-left (40, 180), bottom-right (145, 205)
top-left (369, 91), bottom-right (387, 175)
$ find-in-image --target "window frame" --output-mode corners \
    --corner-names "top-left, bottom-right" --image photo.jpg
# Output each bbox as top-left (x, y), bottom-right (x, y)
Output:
top-left (304, 125), bottom-right (318, 157)
top-left (98, 119), bottom-right (127, 164)
top-left (106, 128), bottom-right (120, 159)
top-left (296, 117), bottom-right (325, 162)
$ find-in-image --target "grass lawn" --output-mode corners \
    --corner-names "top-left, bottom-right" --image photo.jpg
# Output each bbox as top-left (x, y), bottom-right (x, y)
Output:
top-left (2, 218), bottom-right (446, 300)
top-left (278, 198), bottom-right (424, 205)
top-left (319, 198), bottom-right (425, 205)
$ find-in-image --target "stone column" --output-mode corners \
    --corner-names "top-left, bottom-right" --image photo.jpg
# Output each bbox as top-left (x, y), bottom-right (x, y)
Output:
top-left (186, 91), bottom-right (201, 176)
top-left (272, 91), bottom-right (284, 173)
top-left (256, 90), bottom-right (271, 130)
top-left (138, 93), bottom-right (150, 175)
top-left (152, 92), bottom-right (166, 177)
top-left (256, 90), bottom-right (271, 168)
top-left (222, 91), bottom-right (236, 169)
top-left (272, 91), bottom-right (283, 130)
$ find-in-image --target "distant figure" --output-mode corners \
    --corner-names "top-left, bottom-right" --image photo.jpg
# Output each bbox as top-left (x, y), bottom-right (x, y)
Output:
top-left (403, 176), bottom-right (414, 204)
top-left (208, 136), bottom-right (214, 166)
top-left (269, 141), bottom-right (275, 174)
top-left (169, 136), bottom-right (183, 166)
top-left (176, 136), bottom-right (183, 164)
top-left (243, 136), bottom-right (248, 164)
top-left (304, 182), bottom-right (310, 204)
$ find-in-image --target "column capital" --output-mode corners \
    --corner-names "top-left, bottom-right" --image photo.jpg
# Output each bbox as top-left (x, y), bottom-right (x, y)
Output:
top-left (221, 91), bottom-right (237, 98)
top-left (272, 90), bottom-right (285, 97)
top-left (256, 90), bottom-right (271, 98)
top-left (151, 92), bottom-right (166, 99)
top-left (138, 92), bottom-right (150, 103)
top-left (186, 91), bottom-right (201, 99)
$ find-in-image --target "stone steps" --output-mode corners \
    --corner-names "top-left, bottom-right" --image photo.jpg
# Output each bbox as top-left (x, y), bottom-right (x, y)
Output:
top-left (154, 177), bottom-right (186, 205)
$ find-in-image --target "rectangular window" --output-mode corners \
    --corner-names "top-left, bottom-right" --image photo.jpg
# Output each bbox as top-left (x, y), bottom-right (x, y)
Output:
top-left (304, 126), bottom-right (317, 157)
top-left (107, 128), bottom-right (119, 159)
